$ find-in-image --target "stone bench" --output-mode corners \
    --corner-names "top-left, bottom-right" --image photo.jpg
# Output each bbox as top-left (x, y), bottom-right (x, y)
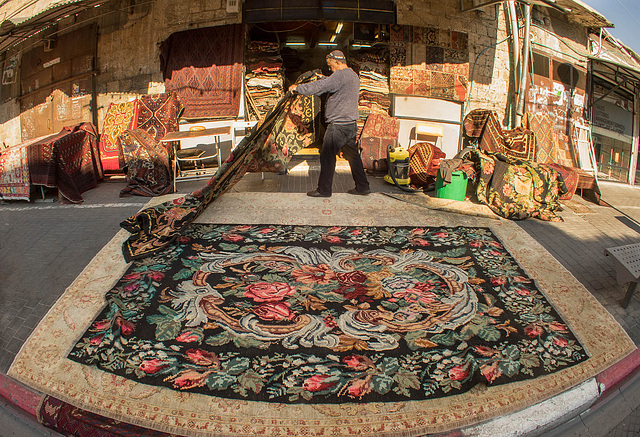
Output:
top-left (604, 243), bottom-right (640, 308)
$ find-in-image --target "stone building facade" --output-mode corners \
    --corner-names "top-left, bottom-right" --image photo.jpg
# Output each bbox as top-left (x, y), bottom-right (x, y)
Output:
top-left (0, 0), bottom-right (637, 183)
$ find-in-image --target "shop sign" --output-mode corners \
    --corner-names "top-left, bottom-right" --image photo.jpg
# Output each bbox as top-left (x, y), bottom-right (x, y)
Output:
top-left (593, 99), bottom-right (633, 140)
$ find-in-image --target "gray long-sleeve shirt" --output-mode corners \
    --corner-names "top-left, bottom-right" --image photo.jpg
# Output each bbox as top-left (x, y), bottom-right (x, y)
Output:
top-left (295, 68), bottom-right (360, 124)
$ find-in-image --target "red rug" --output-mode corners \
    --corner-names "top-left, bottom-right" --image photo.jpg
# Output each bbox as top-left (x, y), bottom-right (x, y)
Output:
top-left (98, 101), bottom-right (138, 172)
top-left (27, 123), bottom-right (103, 203)
top-left (118, 129), bottom-right (173, 197)
top-left (38, 395), bottom-right (176, 437)
top-left (463, 109), bottom-right (537, 162)
top-left (408, 142), bottom-right (446, 187)
top-left (133, 93), bottom-right (182, 144)
top-left (359, 113), bottom-right (400, 172)
top-left (161, 24), bottom-right (244, 119)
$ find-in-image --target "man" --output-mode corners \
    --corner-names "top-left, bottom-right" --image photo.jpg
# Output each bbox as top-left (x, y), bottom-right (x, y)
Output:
top-left (289, 50), bottom-right (371, 197)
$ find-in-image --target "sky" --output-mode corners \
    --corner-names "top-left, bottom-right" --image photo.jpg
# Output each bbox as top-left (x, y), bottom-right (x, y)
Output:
top-left (582, 0), bottom-right (640, 55)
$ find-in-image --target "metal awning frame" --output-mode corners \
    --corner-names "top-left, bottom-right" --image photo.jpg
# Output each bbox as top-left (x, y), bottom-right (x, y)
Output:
top-left (0, 0), bottom-right (107, 53)
top-left (591, 58), bottom-right (640, 99)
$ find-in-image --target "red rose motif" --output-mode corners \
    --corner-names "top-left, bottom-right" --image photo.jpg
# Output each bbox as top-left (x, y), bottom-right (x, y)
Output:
top-left (343, 355), bottom-right (373, 371)
top-left (176, 332), bottom-right (201, 343)
top-left (167, 370), bottom-right (210, 389)
top-left (350, 229), bottom-right (363, 235)
top-left (123, 283), bottom-right (139, 293)
top-left (449, 363), bottom-right (471, 381)
top-left (253, 302), bottom-right (296, 321)
top-left (515, 287), bottom-right (530, 296)
top-left (469, 240), bottom-right (483, 248)
top-left (140, 359), bottom-right (170, 374)
top-left (92, 319), bottom-right (112, 331)
top-left (303, 375), bottom-right (337, 392)
top-left (186, 349), bottom-right (220, 367)
top-left (480, 363), bottom-right (501, 383)
top-left (547, 322), bottom-right (567, 332)
top-left (223, 233), bottom-right (244, 242)
top-left (244, 282), bottom-right (296, 302)
top-left (123, 273), bottom-right (141, 280)
top-left (525, 323), bottom-right (544, 338)
top-left (337, 271), bottom-right (368, 286)
top-left (324, 235), bottom-right (342, 243)
top-left (115, 317), bottom-right (135, 335)
top-left (90, 334), bottom-right (104, 345)
top-left (258, 227), bottom-right (274, 234)
top-left (553, 337), bottom-right (569, 347)
top-left (410, 228), bottom-right (426, 235)
top-left (149, 272), bottom-right (164, 281)
top-left (412, 239), bottom-right (430, 246)
top-left (490, 277), bottom-right (507, 286)
top-left (346, 378), bottom-right (372, 399)
top-left (433, 232), bottom-right (448, 238)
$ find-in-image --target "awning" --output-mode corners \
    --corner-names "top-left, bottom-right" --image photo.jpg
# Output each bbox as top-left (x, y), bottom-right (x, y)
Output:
top-left (460, 0), bottom-right (613, 28)
top-left (0, 0), bottom-right (106, 53)
top-left (590, 33), bottom-right (640, 82)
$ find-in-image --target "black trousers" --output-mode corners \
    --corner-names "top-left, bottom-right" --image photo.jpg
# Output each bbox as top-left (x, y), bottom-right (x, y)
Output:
top-left (317, 122), bottom-right (370, 195)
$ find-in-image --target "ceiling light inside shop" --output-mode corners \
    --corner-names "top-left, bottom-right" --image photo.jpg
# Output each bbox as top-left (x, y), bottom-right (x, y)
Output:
top-left (318, 42), bottom-right (338, 47)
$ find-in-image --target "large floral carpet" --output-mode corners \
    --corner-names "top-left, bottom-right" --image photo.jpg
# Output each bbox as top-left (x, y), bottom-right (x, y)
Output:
top-left (9, 193), bottom-right (635, 436)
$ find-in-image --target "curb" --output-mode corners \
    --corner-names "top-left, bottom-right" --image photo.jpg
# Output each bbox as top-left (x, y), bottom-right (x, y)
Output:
top-left (2, 348), bottom-right (639, 436)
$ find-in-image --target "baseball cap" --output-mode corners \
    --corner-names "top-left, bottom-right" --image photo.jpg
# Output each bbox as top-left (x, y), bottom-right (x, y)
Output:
top-left (326, 50), bottom-right (346, 61)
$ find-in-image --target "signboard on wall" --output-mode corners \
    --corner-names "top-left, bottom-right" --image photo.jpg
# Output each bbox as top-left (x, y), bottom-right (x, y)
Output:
top-left (593, 99), bottom-right (633, 141)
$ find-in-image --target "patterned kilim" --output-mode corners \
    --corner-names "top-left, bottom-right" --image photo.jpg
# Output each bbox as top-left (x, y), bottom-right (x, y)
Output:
top-left (408, 142), bottom-right (446, 187)
top-left (120, 73), bottom-right (319, 262)
top-left (0, 142), bottom-right (31, 200)
top-left (161, 25), bottom-right (244, 119)
top-left (27, 123), bottom-right (103, 203)
top-left (133, 93), bottom-right (182, 144)
top-left (464, 109), bottom-right (537, 162)
top-left (359, 113), bottom-right (400, 172)
top-left (118, 129), bottom-right (173, 197)
top-left (98, 101), bottom-right (138, 172)
top-left (523, 112), bottom-right (558, 164)
top-left (543, 162), bottom-right (579, 201)
top-left (390, 66), bottom-right (468, 103)
top-left (69, 223), bottom-right (588, 404)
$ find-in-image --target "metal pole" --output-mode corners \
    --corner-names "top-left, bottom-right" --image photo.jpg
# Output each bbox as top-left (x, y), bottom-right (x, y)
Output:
top-left (515, 2), bottom-right (531, 127)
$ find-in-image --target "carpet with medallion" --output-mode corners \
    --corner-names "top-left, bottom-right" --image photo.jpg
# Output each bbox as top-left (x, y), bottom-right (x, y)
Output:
top-left (8, 193), bottom-right (635, 437)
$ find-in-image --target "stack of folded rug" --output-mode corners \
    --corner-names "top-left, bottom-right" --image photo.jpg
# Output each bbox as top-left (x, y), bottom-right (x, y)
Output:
top-left (245, 41), bottom-right (284, 119)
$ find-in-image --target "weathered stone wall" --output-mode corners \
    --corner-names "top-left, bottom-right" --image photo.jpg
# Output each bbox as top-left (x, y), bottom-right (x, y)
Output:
top-left (0, 0), bottom-right (594, 144)
top-left (94, 0), bottom-right (240, 131)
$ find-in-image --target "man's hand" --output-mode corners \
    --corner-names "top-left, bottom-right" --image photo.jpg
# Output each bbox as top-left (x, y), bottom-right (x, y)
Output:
top-left (288, 84), bottom-right (298, 93)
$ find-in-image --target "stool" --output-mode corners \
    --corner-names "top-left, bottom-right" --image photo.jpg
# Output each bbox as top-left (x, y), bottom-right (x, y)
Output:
top-left (604, 243), bottom-right (640, 308)
top-left (408, 123), bottom-right (444, 150)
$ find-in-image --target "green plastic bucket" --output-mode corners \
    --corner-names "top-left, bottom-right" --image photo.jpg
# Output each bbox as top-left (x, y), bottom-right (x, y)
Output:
top-left (435, 170), bottom-right (468, 201)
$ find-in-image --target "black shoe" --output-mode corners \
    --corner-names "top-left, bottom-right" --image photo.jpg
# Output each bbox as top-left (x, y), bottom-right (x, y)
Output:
top-left (347, 188), bottom-right (371, 196)
top-left (307, 190), bottom-right (331, 198)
